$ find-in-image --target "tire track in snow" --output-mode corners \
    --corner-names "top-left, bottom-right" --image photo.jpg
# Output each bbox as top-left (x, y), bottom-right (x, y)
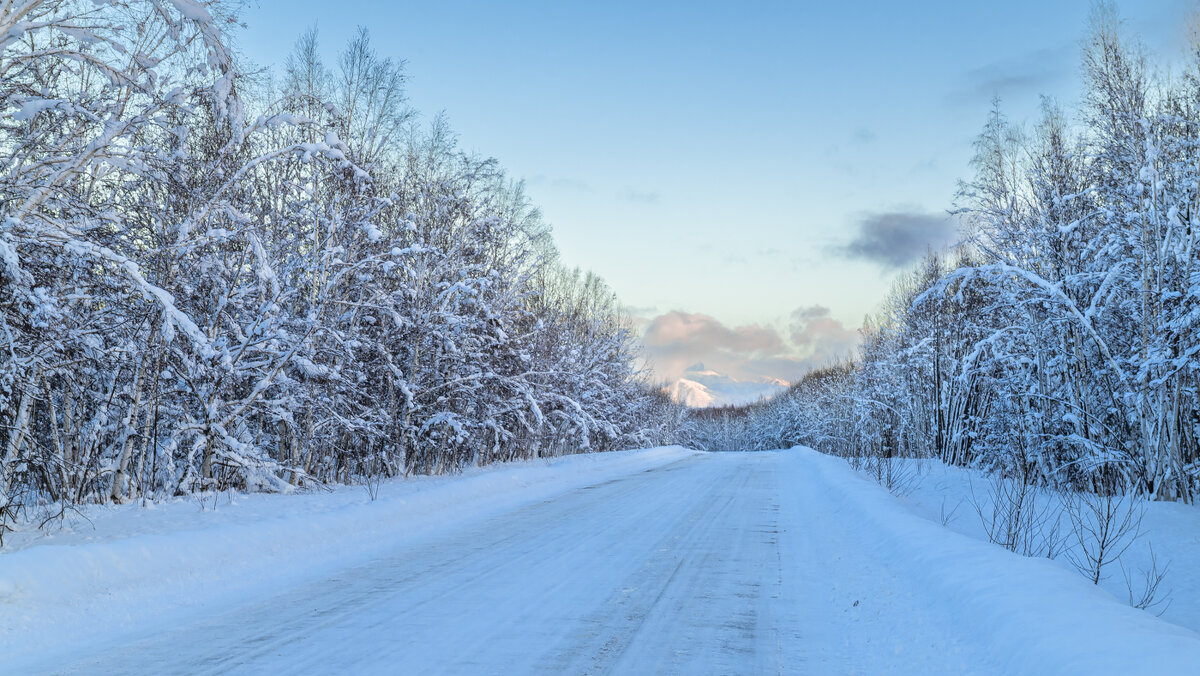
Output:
top-left (35, 451), bottom-right (997, 675)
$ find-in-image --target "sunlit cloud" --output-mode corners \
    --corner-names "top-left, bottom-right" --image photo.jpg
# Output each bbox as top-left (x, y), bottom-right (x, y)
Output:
top-left (789, 305), bottom-right (859, 367)
top-left (639, 308), bottom-right (859, 386)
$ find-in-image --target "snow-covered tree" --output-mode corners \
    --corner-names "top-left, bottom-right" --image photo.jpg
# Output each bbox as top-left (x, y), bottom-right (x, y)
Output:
top-left (0, 2), bottom-right (673, 536)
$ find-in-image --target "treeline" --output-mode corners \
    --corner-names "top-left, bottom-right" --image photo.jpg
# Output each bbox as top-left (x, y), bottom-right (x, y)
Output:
top-left (0, 0), bottom-right (675, 531)
top-left (686, 10), bottom-right (1200, 503)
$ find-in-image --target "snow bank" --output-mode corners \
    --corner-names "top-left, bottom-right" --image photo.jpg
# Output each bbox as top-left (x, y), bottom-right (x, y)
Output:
top-left (0, 446), bottom-right (698, 665)
top-left (793, 447), bottom-right (1200, 674)
top-left (892, 457), bottom-right (1200, 634)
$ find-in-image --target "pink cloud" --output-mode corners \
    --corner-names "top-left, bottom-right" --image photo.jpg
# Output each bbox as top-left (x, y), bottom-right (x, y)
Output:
top-left (643, 311), bottom-right (784, 354)
top-left (789, 305), bottom-right (859, 365)
top-left (638, 308), bottom-right (860, 385)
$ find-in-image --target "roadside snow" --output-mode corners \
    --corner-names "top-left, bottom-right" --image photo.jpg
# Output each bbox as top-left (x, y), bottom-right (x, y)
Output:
top-left (4, 446), bottom-right (1199, 674)
top-left (806, 449), bottom-right (1200, 673)
top-left (0, 446), bottom-right (699, 666)
top-left (881, 455), bottom-right (1200, 634)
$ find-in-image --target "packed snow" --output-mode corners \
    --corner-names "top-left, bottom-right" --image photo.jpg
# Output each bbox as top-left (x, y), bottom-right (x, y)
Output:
top-left (3, 447), bottom-right (1198, 674)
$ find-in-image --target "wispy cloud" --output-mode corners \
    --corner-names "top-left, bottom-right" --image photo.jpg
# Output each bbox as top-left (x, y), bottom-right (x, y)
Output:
top-left (950, 46), bottom-right (1071, 105)
top-left (836, 210), bottom-right (957, 269)
top-left (621, 304), bottom-right (659, 325)
top-left (620, 187), bottom-right (660, 204)
top-left (851, 127), bottom-right (877, 144)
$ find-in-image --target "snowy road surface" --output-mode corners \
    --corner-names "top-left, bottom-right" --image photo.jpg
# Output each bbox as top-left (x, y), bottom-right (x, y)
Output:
top-left (7, 448), bottom-right (1200, 674)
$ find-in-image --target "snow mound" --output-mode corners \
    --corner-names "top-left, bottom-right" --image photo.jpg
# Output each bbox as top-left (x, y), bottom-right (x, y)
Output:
top-left (793, 447), bottom-right (1200, 673)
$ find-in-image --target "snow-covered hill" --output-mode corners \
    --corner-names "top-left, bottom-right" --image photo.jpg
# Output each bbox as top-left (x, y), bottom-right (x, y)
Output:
top-left (665, 363), bottom-right (789, 408)
top-left (665, 377), bottom-right (719, 407)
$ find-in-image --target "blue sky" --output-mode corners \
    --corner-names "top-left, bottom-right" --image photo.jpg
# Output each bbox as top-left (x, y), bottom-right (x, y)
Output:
top-left (236, 0), bottom-right (1192, 384)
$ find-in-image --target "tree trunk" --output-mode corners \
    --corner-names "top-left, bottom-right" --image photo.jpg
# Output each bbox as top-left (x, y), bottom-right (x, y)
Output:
top-left (0, 371), bottom-right (38, 509)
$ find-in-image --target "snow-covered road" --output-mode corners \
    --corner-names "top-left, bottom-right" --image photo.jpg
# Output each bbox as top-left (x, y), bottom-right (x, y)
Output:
top-left (9, 448), bottom-right (1200, 674)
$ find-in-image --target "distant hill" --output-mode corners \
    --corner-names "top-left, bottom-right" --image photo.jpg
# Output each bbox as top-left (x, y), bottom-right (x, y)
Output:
top-left (665, 363), bottom-right (789, 408)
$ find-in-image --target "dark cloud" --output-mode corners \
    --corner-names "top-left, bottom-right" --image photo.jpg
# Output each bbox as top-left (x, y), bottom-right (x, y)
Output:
top-left (951, 47), bottom-right (1071, 105)
top-left (837, 210), bottom-right (957, 269)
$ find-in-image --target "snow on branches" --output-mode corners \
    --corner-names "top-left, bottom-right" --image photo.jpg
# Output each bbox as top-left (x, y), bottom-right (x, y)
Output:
top-left (0, 4), bottom-right (670, 530)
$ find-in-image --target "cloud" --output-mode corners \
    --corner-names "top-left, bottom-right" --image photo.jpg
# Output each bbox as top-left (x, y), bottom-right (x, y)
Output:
top-left (641, 311), bottom-right (789, 383)
top-left (621, 187), bottom-right (660, 204)
top-left (638, 308), bottom-right (860, 386)
top-left (621, 305), bottom-right (659, 327)
top-left (789, 305), bottom-right (859, 366)
top-left (622, 304), bottom-right (659, 318)
top-left (851, 127), bottom-right (876, 144)
top-left (951, 47), bottom-right (1071, 105)
top-left (643, 311), bottom-right (783, 357)
top-left (837, 210), bottom-right (957, 269)
top-left (911, 156), bottom-right (938, 173)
